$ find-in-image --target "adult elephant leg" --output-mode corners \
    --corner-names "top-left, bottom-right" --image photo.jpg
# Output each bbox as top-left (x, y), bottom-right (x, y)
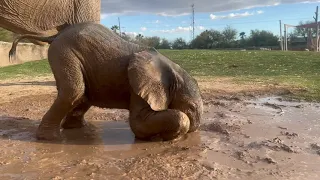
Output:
top-left (61, 98), bottom-right (91, 129)
top-left (129, 93), bottom-right (190, 141)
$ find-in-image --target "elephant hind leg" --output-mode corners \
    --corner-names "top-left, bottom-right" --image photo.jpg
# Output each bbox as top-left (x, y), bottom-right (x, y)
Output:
top-left (61, 101), bottom-right (91, 129)
top-left (129, 93), bottom-right (190, 141)
top-left (61, 98), bottom-right (91, 129)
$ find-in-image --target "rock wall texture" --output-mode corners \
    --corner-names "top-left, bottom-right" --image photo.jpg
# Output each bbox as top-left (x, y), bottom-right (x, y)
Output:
top-left (0, 41), bottom-right (48, 67)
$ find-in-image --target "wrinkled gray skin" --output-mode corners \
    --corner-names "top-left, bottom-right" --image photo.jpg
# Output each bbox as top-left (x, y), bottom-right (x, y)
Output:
top-left (13, 23), bottom-right (203, 141)
top-left (0, 0), bottom-right (100, 45)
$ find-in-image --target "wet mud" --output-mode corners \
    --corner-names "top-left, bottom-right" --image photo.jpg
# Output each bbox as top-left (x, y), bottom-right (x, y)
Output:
top-left (0, 77), bottom-right (320, 179)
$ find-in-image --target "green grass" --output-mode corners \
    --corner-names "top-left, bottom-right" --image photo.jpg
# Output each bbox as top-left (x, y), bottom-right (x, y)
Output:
top-left (159, 49), bottom-right (320, 101)
top-left (0, 59), bottom-right (52, 79)
top-left (0, 50), bottom-right (319, 101)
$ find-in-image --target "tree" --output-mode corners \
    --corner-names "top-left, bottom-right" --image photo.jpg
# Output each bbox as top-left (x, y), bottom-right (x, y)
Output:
top-left (191, 29), bottom-right (223, 49)
top-left (247, 29), bottom-right (279, 47)
top-left (172, 38), bottom-right (187, 49)
top-left (221, 25), bottom-right (238, 48)
top-left (111, 25), bottom-right (119, 34)
top-left (158, 38), bottom-right (171, 49)
top-left (208, 30), bottom-right (224, 48)
top-left (120, 32), bottom-right (132, 41)
top-left (190, 30), bottom-right (211, 49)
top-left (222, 25), bottom-right (237, 43)
top-left (0, 28), bottom-right (30, 43)
top-left (293, 20), bottom-right (316, 41)
top-left (135, 34), bottom-right (144, 43)
top-left (0, 28), bottom-right (14, 42)
top-left (143, 36), bottom-right (161, 48)
top-left (239, 32), bottom-right (247, 47)
top-left (239, 32), bottom-right (246, 40)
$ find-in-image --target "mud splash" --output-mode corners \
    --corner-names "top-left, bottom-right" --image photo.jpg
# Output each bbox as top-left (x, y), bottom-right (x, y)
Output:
top-left (0, 95), bottom-right (320, 179)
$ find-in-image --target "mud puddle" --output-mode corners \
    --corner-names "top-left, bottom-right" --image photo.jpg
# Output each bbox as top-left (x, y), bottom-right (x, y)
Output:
top-left (0, 95), bottom-right (320, 179)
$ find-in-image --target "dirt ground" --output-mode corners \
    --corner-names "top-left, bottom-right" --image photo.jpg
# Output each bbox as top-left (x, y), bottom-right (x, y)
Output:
top-left (0, 75), bottom-right (319, 180)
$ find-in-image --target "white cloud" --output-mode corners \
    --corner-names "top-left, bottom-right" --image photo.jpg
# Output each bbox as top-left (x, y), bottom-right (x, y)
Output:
top-left (301, 1), bottom-right (320, 3)
top-left (157, 12), bottom-right (190, 17)
top-left (146, 20), bottom-right (161, 24)
top-left (140, 27), bottom-right (147, 31)
top-left (198, 26), bottom-right (205, 30)
top-left (257, 10), bottom-right (264, 14)
top-left (210, 10), bottom-right (264, 20)
top-left (101, 0), bottom-right (317, 16)
top-left (123, 31), bottom-right (139, 37)
top-left (100, 13), bottom-right (109, 20)
top-left (151, 26), bottom-right (205, 33)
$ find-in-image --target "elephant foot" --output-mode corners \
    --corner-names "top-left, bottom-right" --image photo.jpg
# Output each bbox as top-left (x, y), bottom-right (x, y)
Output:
top-left (36, 125), bottom-right (61, 141)
top-left (61, 116), bottom-right (87, 129)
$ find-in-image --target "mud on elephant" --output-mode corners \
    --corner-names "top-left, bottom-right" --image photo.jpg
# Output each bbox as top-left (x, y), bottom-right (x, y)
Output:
top-left (10, 23), bottom-right (203, 141)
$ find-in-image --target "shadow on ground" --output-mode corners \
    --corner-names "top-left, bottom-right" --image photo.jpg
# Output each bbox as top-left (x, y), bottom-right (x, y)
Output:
top-left (0, 81), bottom-right (56, 87)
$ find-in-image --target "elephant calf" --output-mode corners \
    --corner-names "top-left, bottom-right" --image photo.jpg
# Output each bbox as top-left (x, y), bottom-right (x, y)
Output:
top-left (10, 23), bottom-right (203, 141)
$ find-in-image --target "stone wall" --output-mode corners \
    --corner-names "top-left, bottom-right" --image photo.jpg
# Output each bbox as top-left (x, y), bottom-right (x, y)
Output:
top-left (0, 41), bottom-right (49, 67)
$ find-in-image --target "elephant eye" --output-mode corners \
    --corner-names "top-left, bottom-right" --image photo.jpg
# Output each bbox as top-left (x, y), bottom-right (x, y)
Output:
top-left (188, 103), bottom-right (196, 111)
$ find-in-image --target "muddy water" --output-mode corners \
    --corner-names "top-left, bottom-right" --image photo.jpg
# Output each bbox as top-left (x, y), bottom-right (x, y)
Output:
top-left (0, 96), bottom-right (320, 179)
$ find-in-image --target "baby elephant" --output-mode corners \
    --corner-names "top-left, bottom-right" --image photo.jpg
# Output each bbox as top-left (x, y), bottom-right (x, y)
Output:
top-left (10, 23), bottom-right (203, 141)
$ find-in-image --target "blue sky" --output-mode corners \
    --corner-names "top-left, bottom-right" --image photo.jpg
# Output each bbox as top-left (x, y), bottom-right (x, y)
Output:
top-left (100, 1), bottom-right (320, 42)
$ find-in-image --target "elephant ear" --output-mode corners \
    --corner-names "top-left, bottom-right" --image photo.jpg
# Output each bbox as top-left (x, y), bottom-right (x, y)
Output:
top-left (128, 51), bottom-right (171, 111)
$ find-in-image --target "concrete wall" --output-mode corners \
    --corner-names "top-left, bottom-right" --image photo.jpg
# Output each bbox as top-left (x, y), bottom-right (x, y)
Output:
top-left (0, 41), bottom-right (49, 67)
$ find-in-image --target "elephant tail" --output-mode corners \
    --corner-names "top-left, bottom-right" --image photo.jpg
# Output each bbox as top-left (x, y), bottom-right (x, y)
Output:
top-left (9, 34), bottom-right (57, 62)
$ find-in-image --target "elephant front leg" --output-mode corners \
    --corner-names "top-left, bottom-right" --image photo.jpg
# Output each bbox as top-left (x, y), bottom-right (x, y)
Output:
top-left (61, 99), bottom-right (91, 129)
top-left (36, 97), bottom-right (83, 141)
top-left (129, 94), bottom-right (190, 141)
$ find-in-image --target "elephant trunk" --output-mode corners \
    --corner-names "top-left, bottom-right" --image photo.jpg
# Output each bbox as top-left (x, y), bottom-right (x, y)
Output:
top-left (184, 103), bottom-right (203, 132)
top-left (169, 76), bottom-right (203, 133)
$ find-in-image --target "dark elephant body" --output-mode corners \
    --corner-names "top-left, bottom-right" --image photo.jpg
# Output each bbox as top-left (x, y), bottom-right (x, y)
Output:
top-left (26, 23), bottom-right (203, 141)
top-left (50, 25), bottom-right (135, 109)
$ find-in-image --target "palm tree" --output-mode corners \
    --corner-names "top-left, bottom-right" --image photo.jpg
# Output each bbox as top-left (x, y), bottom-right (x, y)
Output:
top-left (111, 25), bottom-right (119, 33)
top-left (136, 33), bottom-right (144, 43)
top-left (239, 32), bottom-right (246, 40)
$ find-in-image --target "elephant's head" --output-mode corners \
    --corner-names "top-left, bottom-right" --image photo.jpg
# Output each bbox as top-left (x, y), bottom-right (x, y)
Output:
top-left (128, 49), bottom-right (203, 133)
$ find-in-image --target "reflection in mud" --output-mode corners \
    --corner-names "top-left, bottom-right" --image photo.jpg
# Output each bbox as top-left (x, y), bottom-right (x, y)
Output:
top-left (0, 96), bottom-right (320, 179)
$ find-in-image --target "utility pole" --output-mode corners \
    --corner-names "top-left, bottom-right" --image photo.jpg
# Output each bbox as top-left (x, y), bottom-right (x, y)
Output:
top-left (118, 17), bottom-right (121, 37)
top-left (284, 24), bottom-right (288, 51)
top-left (279, 20), bottom-right (283, 51)
top-left (313, 6), bottom-right (319, 52)
top-left (191, 4), bottom-right (195, 42)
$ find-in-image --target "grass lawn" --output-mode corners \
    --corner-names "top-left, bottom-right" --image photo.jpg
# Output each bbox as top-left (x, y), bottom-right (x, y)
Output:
top-left (160, 49), bottom-right (320, 101)
top-left (0, 50), bottom-right (319, 101)
top-left (0, 60), bottom-right (52, 79)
